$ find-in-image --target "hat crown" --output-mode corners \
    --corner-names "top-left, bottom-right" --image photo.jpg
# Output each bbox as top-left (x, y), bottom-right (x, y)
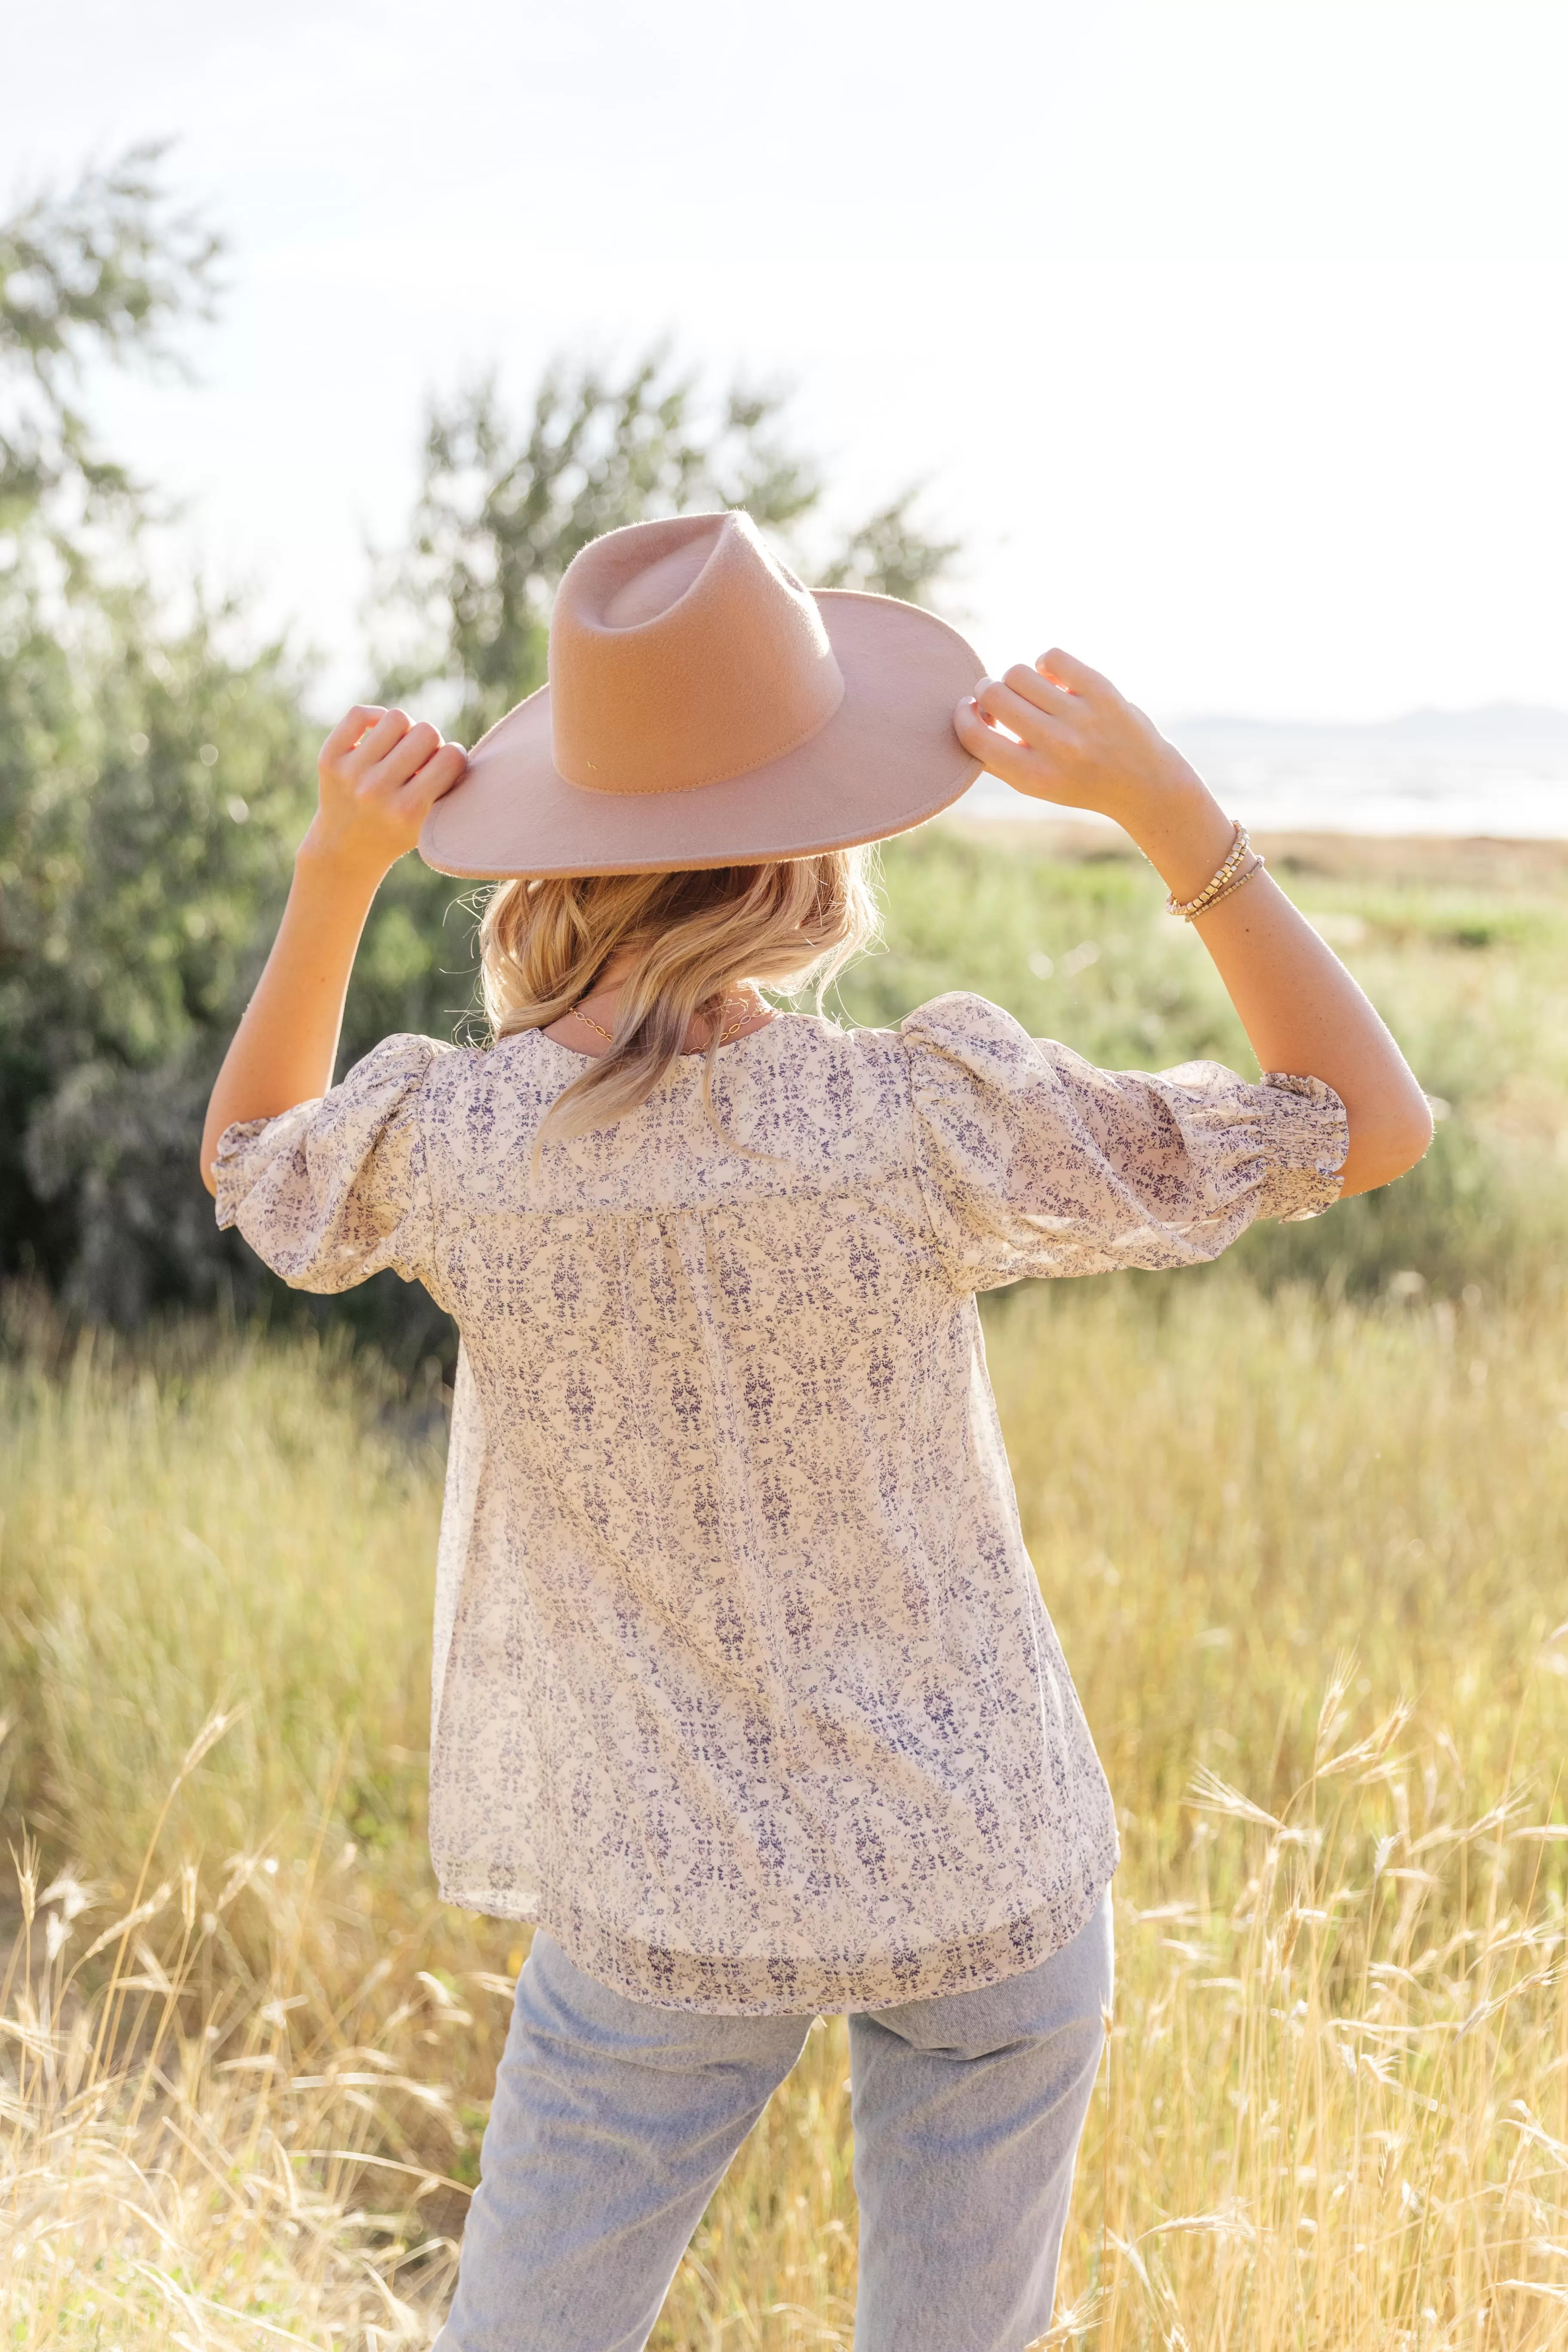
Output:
top-left (549, 511), bottom-right (846, 797)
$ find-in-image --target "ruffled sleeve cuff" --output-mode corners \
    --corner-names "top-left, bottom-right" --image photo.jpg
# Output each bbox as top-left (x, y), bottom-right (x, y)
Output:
top-left (1254, 1071), bottom-right (1350, 1222)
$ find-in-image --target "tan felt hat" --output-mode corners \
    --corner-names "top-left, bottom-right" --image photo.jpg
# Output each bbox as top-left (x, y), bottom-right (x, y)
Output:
top-left (418, 509), bottom-right (986, 879)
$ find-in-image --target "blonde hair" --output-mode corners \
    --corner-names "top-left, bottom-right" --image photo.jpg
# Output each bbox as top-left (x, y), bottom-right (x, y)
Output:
top-left (478, 850), bottom-right (881, 1146)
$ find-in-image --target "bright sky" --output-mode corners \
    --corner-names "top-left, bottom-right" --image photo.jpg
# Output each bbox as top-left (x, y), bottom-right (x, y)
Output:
top-left (11, 0), bottom-right (1568, 724)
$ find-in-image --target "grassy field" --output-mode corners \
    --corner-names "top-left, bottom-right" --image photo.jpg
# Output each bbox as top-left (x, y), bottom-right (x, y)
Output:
top-left (4, 825), bottom-right (1568, 2348)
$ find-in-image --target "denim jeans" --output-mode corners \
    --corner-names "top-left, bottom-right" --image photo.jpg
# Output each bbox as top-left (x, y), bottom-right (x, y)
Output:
top-left (435, 1888), bottom-right (1112, 2352)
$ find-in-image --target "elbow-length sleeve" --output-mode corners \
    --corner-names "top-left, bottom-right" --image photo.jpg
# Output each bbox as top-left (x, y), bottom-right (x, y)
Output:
top-left (902, 992), bottom-right (1348, 1290)
top-left (214, 1033), bottom-right (448, 1295)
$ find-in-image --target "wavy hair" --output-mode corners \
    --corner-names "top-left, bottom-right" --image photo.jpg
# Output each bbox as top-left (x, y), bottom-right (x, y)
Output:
top-left (478, 850), bottom-right (880, 1147)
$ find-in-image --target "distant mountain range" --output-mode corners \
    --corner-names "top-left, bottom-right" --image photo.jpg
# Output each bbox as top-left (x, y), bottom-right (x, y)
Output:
top-left (1142, 703), bottom-right (1568, 836)
top-left (1173, 703), bottom-right (1568, 760)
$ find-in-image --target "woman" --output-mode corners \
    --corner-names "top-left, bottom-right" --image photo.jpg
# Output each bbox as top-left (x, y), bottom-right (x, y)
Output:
top-left (201, 511), bottom-right (1430, 2352)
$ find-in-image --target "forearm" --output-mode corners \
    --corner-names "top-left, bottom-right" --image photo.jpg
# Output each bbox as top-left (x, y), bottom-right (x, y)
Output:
top-left (954, 658), bottom-right (1433, 1201)
top-left (199, 705), bottom-right (468, 1195)
top-left (1118, 780), bottom-right (1432, 1197)
top-left (199, 848), bottom-right (382, 1193)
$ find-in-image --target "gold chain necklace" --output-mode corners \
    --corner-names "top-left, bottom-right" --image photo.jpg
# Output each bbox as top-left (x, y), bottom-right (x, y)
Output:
top-left (569, 995), bottom-right (767, 1049)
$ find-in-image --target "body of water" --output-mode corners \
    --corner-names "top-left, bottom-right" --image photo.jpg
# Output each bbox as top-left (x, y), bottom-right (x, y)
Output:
top-left (959, 703), bottom-right (1568, 837)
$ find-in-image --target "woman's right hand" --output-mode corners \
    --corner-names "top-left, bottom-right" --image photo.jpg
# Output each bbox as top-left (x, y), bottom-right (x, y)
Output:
top-left (301, 705), bottom-right (467, 879)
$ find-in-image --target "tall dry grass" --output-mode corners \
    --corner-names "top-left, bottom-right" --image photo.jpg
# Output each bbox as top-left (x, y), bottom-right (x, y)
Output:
top-left (3, 1275), bottom-right (1567, 2346)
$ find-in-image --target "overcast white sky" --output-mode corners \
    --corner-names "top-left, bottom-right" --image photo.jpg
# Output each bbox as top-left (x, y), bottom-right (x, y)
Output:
top-left (10, 0), bottom-right (1568, 724)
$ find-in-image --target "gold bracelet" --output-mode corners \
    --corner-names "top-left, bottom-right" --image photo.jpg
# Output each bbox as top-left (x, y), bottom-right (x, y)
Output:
top-left (1166, 820), bottom-right (1251, 921)
top-left (1190, 849), bottom-right (1266, 918)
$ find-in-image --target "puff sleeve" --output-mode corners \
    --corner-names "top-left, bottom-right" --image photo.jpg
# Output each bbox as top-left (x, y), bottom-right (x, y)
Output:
top-left (214, 1034), bottom-right (448, 1296)
top-left (902, 993), bottom-right (1348, 1291)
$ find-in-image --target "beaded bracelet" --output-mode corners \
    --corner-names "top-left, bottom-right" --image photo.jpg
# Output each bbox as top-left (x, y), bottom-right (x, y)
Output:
top-left (1166, 820), bottom-right (1251, 921)
top-left (1192, 849), bottom-right (1266, 918)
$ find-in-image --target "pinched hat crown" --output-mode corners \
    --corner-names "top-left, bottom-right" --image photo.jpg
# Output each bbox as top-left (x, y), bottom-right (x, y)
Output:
top-left (550, 512), bottom-right (847, 797)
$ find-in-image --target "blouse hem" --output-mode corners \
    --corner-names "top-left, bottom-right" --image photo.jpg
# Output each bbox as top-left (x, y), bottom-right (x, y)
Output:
top-left (436, 1853), bottom-right (1120, 2017)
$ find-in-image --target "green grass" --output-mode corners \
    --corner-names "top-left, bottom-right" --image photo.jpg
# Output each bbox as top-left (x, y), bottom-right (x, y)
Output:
top-left (4, 831), bottom-right (1568, 2347)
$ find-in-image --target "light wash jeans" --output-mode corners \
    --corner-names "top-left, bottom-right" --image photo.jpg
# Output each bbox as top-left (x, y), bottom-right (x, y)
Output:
top-left (435, 1887), bottom-right (1112, 2352)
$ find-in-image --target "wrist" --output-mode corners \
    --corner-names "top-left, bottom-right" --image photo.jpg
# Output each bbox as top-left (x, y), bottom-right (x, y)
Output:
top-left (1111, 773), bottom-right (1239, 904)
top-left (294, 821), bottom-right (394, 898)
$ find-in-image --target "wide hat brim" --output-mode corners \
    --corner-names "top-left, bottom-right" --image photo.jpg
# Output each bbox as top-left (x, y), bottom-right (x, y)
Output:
top-left (419, 590), bottom-right (986, 879)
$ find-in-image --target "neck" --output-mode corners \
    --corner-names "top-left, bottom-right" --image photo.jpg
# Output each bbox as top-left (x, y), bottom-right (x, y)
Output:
top-left (545, 974), bottom-right (774, 1060)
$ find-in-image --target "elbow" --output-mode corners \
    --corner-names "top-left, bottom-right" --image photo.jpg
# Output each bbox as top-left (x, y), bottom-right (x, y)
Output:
top-left (1338, 1095), bottom-right (1435, 1199)
top-left (1367, 1117), bottom-right (1435, 1192)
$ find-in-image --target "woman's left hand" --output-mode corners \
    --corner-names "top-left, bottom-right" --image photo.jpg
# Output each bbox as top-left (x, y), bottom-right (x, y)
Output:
top-left (954, 649), bottom-right (1204, 830)
top-left (199, 707), bottom-right (466, 1193)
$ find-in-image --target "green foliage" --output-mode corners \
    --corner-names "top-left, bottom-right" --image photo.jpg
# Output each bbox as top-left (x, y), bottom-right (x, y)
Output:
top-left (369, 350), bottom-right (962, 745)
top-left (0, 149), bottom-right (308, 1319)
top-left (815, 490), bottom-right (960, 605)
top-left (3, 596), bottom-right (314, 1317)
top-left (1, 140), bottom-right (221, 547)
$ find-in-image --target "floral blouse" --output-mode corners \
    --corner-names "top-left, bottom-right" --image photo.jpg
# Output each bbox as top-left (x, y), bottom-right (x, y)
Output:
top-left (216, 994), bottom-right (1346, 2014)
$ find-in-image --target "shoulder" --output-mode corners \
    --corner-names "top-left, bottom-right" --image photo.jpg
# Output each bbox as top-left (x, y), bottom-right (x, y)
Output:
top-left (898, 992), bottom-right (1083, 1097)
top-left (715, 1011), bottom-right (911, 1157)
top-left (315, 1032), bottom-right (481, 1139)
top-left (413, 1028), bottom-right (596, 1182)
top-left (899, 991), bottom-right (1030, 1056)
top-left (754, 997), bottom-right (1033, 1072)
top-left (367, 1028), bottom-right (553, 1111)
top-left (341, 1031), bottom-right (458, 1091)
top-left (330, 1034), bottom-right (563, 1153)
